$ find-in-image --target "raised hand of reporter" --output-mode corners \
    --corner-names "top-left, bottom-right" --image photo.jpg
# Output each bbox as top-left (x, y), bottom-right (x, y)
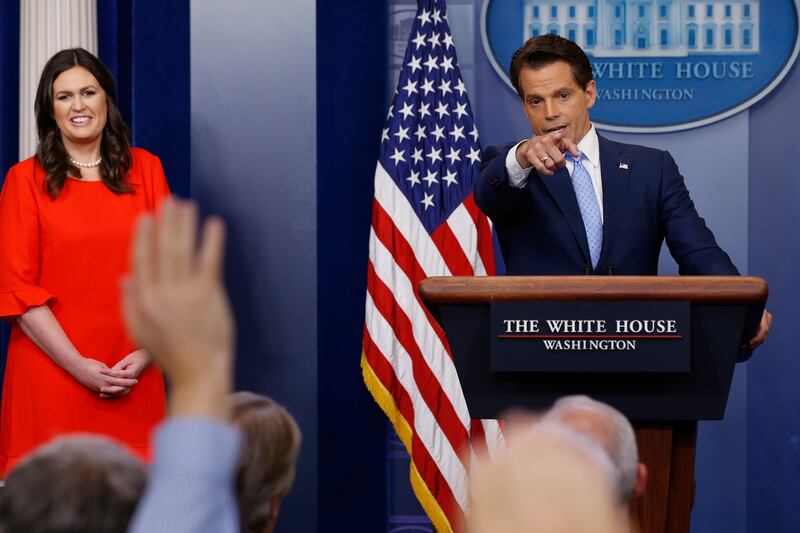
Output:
top-left (122, 200), bottom-right (234, 420)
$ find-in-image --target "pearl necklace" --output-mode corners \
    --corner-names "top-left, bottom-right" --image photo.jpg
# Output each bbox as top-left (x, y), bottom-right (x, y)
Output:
top-left (68, 156), bottom-right (102, 168)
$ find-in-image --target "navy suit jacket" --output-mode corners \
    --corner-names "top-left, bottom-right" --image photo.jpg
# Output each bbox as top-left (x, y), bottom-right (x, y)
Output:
top-left (474, 136), bottom-right (739, 276)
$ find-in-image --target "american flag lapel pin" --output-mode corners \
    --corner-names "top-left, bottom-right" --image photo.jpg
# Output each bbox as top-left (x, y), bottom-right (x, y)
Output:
top-left (619, 162), bottom-right (629, 170)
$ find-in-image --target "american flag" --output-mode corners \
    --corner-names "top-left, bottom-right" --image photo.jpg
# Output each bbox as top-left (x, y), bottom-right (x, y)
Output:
top-left (360, 1), bottom-right (502, 530)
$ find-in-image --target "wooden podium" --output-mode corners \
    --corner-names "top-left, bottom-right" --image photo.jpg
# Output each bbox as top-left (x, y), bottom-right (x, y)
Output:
top-left (418, 276), bottom-right (767, 533)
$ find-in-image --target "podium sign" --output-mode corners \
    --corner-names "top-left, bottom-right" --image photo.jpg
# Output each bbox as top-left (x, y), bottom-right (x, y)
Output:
top-left (490, 301), bottom-right (691, 373)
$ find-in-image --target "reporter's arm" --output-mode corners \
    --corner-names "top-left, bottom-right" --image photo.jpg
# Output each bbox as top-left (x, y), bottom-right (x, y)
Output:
top-left (128, 418), bottom-right (241, 533)
top-left (124, 201), bottom-right (239, 533)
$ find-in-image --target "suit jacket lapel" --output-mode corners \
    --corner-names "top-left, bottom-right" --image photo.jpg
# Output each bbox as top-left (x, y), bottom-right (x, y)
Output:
top-left (538, 166), bottom-right (591, 266)
top-left (598, 136), bottom-right (631, 268)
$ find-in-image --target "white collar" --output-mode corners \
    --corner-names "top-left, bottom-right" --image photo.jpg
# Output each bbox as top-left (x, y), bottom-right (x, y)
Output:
top-left (574, 124), bottom-right (599, 168)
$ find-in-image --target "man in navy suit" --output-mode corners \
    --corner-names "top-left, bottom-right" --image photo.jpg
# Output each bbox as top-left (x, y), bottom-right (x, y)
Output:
top-left (474, 35), bottom-right (771, 348)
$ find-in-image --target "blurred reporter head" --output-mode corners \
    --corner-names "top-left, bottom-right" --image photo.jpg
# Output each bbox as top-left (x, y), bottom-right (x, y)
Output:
top-left (468, 421), bottom-right (628, 533)
top-left (546, 395), bottom-right (646, 504)
top-left (0, 435), bottom-right (146, 533)
top-left (230, 391), bottom-right (302, 533)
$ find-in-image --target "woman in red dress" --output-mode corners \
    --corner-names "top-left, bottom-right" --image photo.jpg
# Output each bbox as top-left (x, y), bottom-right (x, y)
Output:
top-left (0, 48), bottom-right (168, 474)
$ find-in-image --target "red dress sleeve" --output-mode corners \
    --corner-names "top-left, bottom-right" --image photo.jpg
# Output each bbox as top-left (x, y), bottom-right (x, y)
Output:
top-left (0, 163), bottom-right (55, 318)
top-left (132, 148), bottom-right (172, 211)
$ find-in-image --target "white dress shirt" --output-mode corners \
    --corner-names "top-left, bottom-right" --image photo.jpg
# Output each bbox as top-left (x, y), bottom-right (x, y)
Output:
top-left (504, 124), bottom-right (604, 221)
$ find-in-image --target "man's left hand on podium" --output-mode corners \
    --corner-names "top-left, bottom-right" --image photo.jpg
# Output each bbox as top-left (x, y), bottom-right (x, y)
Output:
top-left (742, 309), bottom-right (773, 350)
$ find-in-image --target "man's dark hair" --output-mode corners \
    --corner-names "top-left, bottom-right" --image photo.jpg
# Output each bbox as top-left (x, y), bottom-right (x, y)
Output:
top-left (0, 436), bottom-right (146, 533)
top-left (509, 34), bottom-right (594, 98)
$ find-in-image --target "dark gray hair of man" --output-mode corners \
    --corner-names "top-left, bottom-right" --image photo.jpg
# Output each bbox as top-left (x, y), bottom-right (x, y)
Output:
top-left (0, 435), bottom-right (147, 533)
top-left (545, 395), bottom-right (639, 503)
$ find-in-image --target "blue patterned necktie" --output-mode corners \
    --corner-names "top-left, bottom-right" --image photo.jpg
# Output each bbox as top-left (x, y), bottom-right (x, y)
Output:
top-left (567, 153), bottom-right (602, 269)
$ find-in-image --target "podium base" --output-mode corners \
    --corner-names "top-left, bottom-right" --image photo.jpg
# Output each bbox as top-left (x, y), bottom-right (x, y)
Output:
top-left (631, 422), bottom-right (697, 533)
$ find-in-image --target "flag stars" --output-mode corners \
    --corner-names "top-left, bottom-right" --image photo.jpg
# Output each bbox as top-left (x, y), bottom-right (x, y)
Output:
top-left (398, 102), bottom-right (415, 120)
top-left (401, 79), bottom-right (418, 96)
top-left (445, 148), bottom-right (461, 165)
top-left (394, 126), bottom-right (410, 142)
top-left (453, 102), bottom-right (468, 119)
top-left (443, 33), bottom-right (454, 50)
top-left (407, 55), bottom-right (422, 74)
top-left (380, 6), bottom-right (485, 222)
top-left (423, 56), bottom-right (439, 72)
top-left (440, 56), bottom-right (454, 74)
top-left (422, 170), bottom-right (439, 186)
top-left (442, 170), bottom-right (458, 186)
top-left (389, 147), bottom-right (405, 165)
top-left (419, 102), bottom-right (432, 119)
top-left (412, 32), bottom-right (427, 49)
top-left (421, 192), bottom-right (435, 210)
top-left (426, 147), bottom-right (443, 164)
top-left (449, 125), bottom-right (465, 142)
top-left (454, 78), bottom-right (467, 97)
top-left (417, 9), bottom-right (431, 26)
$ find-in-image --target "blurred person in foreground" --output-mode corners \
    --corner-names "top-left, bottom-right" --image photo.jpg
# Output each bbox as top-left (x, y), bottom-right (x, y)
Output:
top-left (468, 421), bottom-right (631, 533)
top-left (123, 199), bottom-right (241, 533)
top-left (0, 48), bottom-right (170, 474)
top-left (230, 391), bottom-right (301, 533)
top-left (545, 395), bottom-right (647, 505)
top-left (0, 435), bottom-right (146, 533)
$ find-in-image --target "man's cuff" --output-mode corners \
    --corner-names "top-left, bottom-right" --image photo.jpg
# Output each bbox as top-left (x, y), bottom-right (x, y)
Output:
top-left (505, 140), bottom-right (532, 188)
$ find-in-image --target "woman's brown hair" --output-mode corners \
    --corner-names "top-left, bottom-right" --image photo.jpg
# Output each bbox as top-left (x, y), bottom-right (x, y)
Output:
top-left (34, 48), bottom-right (133, 199)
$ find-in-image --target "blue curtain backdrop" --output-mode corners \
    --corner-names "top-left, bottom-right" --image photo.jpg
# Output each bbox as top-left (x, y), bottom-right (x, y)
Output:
top-left (0, 0), bottom-right (18, 175)
top-left (317, 0), bottom-right (390, 531)
top-left (97, 0), bottom-right (190, 198)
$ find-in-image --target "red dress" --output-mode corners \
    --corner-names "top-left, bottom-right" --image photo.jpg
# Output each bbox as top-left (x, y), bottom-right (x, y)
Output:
top-left (0, 148), bottom-right (168, 475)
